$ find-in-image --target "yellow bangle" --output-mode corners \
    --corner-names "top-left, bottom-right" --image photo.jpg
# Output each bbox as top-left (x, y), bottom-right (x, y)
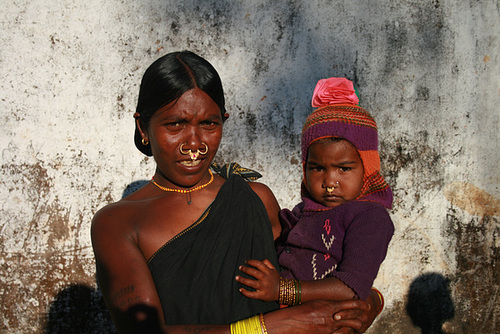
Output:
top-left (230, 315), bottom-right (261, 334)
top-left (259, 313), bottom-right (268, 334)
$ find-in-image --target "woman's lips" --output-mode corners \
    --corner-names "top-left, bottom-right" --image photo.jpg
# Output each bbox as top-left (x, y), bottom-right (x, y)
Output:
top-left (180, 159), bottom-right (202, 167)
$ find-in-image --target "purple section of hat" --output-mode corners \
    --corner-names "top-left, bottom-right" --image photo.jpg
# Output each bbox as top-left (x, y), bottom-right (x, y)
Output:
top-left (301, 122), bottom-right (379, 162)
top-left (361, 187), bottom-right (393, 209)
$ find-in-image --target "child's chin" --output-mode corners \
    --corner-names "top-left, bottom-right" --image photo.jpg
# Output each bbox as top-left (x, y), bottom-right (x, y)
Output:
top-left (321, 200), bottom-right (343, 208)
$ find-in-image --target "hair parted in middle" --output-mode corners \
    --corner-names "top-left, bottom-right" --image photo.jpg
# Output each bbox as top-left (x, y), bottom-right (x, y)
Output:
top-left (134, 51), bottom-right (227, 156)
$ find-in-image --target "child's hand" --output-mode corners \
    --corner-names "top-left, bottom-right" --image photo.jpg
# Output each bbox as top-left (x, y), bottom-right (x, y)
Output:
top-left (235, 259), bottom-right (280, 302)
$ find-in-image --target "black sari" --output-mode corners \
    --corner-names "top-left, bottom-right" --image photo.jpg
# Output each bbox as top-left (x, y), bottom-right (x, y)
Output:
top-left (147, 173), bottom-right (279, 325)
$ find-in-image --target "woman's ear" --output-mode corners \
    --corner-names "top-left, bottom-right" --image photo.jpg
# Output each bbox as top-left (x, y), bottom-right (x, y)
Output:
top-left (134, 112), bottom-right (149, 142)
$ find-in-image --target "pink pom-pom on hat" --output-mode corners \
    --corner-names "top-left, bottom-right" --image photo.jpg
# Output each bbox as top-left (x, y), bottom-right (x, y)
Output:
top-left (311, 77), bottom-right (359, 107)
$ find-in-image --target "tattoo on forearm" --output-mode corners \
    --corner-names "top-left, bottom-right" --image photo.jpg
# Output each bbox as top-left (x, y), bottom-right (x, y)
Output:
top-left (111, 285), bottom-right (139, 308)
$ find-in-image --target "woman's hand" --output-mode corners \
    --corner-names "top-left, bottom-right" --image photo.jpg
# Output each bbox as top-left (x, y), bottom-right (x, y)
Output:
top-left (333, 290), bottom-right (380, 333)
top-left (235, 259), bottom-right (280, 302)
top-left (264, 299), bottom-right (370, 334)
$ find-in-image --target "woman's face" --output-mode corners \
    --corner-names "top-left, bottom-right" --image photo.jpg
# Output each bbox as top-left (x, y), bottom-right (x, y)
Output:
top-left (140, 88), bottom-right (224, 188)
top-left (305, 139), bottom-right (364, 207)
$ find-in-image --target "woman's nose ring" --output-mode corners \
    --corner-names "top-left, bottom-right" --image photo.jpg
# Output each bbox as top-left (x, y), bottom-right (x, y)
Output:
top-left (180, 143), bottom-right (209, 161)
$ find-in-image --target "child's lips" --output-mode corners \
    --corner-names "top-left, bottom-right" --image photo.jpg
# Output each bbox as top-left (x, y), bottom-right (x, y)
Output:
top-left (324, 194), bottom-right (341, 201)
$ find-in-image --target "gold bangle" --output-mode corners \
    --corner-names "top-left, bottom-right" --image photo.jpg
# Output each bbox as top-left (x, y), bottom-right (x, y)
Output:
top-left (259, 313), bottom-right (268, 334)
top-left (279, 277), bottom-right (300, 306)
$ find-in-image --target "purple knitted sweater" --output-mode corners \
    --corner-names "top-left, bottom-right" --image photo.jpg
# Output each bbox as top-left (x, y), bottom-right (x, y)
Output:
top-left (277, 198), bottom-right (394, 300)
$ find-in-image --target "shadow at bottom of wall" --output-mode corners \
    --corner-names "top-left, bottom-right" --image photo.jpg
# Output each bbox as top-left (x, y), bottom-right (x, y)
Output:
top-left (44, 284), bottom-right (116, 334)
top-left (406, 272), bottom-right (455, 334)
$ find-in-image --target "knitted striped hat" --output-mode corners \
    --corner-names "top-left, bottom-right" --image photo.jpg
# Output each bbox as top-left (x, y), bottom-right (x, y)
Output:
top-left (301, 78), bottom-right (393, 209)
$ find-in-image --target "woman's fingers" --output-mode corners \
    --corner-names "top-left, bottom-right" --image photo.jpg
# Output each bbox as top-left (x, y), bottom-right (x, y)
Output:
top-left (332, 319), bottom-right (362, 333)
top-left (333, 299), bottom-right (370, 321)
top-left (265, 300), bottom-right (366, 333)
top-left (333, 327), bottom-right (359, 334)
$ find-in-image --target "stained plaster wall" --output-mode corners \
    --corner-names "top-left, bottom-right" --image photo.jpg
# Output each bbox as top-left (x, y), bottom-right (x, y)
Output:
top-left (1, 0), bottom-right (499, 333)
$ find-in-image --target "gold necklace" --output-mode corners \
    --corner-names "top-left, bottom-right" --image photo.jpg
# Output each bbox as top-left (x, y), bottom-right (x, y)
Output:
top-left (151, 169), bottom-right (214, 196)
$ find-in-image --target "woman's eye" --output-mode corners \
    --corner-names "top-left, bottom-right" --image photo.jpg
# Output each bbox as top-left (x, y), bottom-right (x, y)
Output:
top-left (201, 121), bottom-right (219, 129)
top-left (340, 167), bottom-right (351, 172)
top-left (166, 122), bottom-right (182, 128)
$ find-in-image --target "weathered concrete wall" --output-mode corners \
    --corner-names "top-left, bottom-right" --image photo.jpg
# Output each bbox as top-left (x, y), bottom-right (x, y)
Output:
top-left (1, 0), bottom-right (498, 332)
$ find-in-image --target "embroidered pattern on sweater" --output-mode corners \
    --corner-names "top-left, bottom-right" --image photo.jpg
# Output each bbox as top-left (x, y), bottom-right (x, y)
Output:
top-left (321, 219), bottom-right (335, 250)
top-left (312, 219), bottom-right (337, 280)
top-left (312, 253), bottom-right (337, 280)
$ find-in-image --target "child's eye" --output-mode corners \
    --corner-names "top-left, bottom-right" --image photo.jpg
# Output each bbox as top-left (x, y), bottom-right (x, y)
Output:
top-left (340, 167), bottom-right (351, 172)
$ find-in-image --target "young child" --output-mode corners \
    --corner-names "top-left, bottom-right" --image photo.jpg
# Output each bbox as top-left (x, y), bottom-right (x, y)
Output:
top-left (236, 77), bottom-right (394, 306)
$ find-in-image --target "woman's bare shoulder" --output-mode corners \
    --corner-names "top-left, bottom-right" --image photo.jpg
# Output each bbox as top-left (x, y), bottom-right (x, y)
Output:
top-left (248, 181), bottom-right (274, 198)
top-left (248, 181), bottom-right (282, 239)
top-left (91, 192), bottom-right (149, 238)
top-left (92, 182), bottom-right (156, 223)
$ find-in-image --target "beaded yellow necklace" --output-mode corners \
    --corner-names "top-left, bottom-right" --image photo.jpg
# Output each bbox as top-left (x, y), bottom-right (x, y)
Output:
top-left (150, 170), bottom-right (214, 204)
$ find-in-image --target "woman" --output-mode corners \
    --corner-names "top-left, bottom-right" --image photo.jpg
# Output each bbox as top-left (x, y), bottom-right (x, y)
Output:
top-left (91, 51), bottom-right (380, 333)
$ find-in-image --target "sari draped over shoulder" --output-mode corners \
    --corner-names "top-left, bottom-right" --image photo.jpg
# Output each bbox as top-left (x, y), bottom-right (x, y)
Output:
top-left (147, 172), bottom-right (279, 325)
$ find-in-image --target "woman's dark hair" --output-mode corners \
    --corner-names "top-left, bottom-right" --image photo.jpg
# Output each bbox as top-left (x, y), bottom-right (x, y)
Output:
top-left (134, 51), bottom-right (227, 156)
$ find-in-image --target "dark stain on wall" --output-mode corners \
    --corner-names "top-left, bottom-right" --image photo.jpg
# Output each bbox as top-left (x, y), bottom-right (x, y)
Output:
top-left (0, 159), bottom-right (117, 332)
top-left (380, 131), bottom-right (444, 214)
top-left (444, 182), bottom-right (500, 217)
top-left (244, 109), bottom-right (258, 143)
top-left (416, 86), bottom-right (430, 101)
top-left (444, 207), bottom-right (500, 333)
top-left (1, 252), bottom-right (98, 332)
top-left (382, 2), bottom-right (445, 79)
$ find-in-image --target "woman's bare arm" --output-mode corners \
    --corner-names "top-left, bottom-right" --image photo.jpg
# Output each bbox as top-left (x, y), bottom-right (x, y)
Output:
top-left (249, 182), bottom-right (282, 240)
top-left (91, 203), bottom-right (167, 333)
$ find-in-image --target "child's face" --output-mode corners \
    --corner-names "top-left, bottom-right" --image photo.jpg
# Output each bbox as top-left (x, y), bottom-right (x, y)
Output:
top-left (305, 139), bottom-right (364, 207)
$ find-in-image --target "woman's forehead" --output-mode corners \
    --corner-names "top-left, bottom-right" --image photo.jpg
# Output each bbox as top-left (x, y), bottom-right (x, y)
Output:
top-left (152, 88), bottom-right (221, 119)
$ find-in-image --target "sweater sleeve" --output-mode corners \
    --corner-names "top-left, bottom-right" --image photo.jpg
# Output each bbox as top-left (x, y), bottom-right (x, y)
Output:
top-left (330, 203), bottom-right (394, 300)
